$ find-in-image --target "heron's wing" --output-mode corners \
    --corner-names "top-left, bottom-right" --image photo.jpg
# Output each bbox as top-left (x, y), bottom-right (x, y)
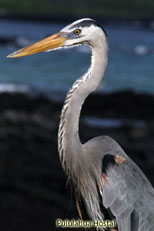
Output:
top-left (98, 153), bottom-right (154, 231)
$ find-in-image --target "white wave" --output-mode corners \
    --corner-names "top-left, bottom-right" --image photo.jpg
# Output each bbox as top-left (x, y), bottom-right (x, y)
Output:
top-left (16, 37), bottom-right (31, 47)
top-left (133, 45), bottom-right (149, 55)
top-left (84, 117), bottom-right (146, 128)
top-left (0, 84), bottom-right (30, 93)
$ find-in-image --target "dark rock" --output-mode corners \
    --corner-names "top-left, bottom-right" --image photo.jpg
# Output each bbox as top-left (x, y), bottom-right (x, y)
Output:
top-left (0, 90), bottom-right (153, 231)
top-left (0, 36), bottom-right (17, 45)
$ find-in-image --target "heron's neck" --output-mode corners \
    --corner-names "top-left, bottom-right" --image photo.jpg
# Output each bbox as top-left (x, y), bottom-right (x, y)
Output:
top-left (58, 37), bottom-right (108, 175)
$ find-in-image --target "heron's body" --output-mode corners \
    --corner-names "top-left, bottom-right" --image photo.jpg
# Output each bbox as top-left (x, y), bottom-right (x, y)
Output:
top-left (8, 18), bottom-right (154, 231)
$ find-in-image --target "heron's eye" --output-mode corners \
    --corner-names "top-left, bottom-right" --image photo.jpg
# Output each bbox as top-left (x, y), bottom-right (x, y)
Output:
top-left (74, 29), bottom-right (81, 35)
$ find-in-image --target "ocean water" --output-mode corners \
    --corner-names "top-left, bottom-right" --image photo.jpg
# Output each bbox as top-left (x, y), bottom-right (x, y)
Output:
top-left (1, 19), bottom-right (154, 95)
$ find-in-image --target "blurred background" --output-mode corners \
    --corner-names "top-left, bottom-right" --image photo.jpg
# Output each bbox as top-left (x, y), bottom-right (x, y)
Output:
top-left (0, 1), bottom-right (154, 231)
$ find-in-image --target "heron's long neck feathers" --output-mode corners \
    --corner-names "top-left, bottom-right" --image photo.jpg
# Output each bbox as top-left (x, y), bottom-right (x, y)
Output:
top-left (58, 35), bottom-right (108, 178)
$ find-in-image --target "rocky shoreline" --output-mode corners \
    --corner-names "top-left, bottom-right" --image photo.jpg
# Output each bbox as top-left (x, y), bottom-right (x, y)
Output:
top-left (1, 9), bottom-right (154, 23)
top-left (0, 90), bottom-right (153, 231)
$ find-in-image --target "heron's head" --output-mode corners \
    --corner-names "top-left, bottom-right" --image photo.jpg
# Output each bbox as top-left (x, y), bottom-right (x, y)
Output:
top-left (7, 18), bottom-right (107, 58)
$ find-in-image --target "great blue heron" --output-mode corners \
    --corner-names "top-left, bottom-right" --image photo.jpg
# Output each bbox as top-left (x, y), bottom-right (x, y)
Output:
top-left (8, 18), bottom-right (154, 231)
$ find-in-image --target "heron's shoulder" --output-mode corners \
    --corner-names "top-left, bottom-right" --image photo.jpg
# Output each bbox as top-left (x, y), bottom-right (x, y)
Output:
top-left (83, 135), bottom-right (127, 157)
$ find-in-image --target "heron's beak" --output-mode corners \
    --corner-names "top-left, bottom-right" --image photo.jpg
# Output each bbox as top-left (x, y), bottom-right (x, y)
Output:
top-left (7, 32), bottom-right (67, 58)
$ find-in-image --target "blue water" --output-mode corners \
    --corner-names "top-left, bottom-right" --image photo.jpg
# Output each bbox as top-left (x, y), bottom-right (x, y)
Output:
top-left (1, 19), bottom-right (154, 95)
